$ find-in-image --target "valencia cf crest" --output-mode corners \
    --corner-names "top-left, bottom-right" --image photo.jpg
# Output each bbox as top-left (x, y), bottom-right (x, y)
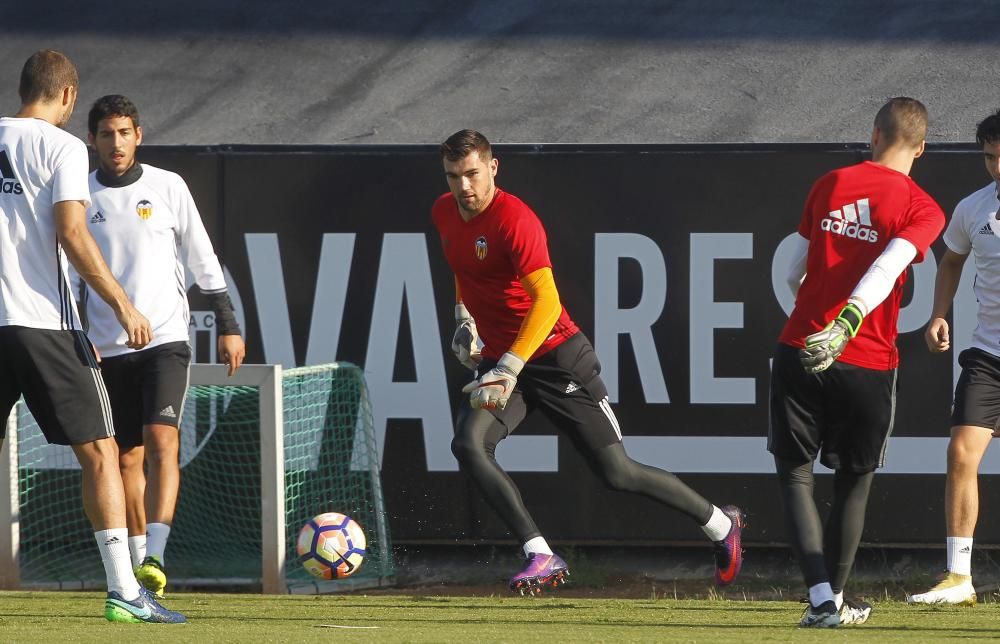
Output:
top-left (136, 199), bottom-right (153, 220)
top-left (475, 236), bottom-right (488, 260)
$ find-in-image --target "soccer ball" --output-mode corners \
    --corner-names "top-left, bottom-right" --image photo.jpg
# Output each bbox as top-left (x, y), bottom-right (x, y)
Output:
top-left (296, 512), bottom-right (366, 579)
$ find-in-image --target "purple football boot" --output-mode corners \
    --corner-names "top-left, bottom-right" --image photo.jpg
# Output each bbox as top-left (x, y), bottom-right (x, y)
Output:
top-left (509, 553), bottom-right (570, 595)
top-left (713, 505), bottom-right (746, 586)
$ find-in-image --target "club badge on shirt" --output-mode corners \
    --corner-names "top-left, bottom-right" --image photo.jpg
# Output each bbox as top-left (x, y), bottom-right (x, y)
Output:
top-left (136, 199), bottom-right (153, 220)
top-left (475, 236), bottom-right (488, 260)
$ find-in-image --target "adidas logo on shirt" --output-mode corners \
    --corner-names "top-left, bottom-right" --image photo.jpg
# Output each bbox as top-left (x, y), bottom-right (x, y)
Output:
top-left (820, 198), bottom-right (879, 243)
top-left (159, 405), bottom-right (177, 418)
top-left (90, 211), bottom-right (107, 224)
top-left (0, 149), bottom-right (24, 195)
top-left (977, 223), bottom-right (993, 235)
top-left (565, 381), bottom-right (580, 394)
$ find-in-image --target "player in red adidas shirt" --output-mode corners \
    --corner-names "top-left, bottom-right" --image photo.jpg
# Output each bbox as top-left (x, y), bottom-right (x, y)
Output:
top-left (433, 129), bottom-right (745, 595)
top-left (768, 98), bottom-right (945, 627)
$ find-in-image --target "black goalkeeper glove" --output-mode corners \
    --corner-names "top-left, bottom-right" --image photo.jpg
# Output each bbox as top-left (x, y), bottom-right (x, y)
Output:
top-left (799, 302), bottom-right (864, 374)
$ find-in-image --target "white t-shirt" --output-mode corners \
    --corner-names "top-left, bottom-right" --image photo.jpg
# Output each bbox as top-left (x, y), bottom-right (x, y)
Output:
top-left (943, 181), bottom-right (1000, 357)
top-left (0, 117), bottom-right (90, 330)
top-left (79, 164), bottom-right (227, 357)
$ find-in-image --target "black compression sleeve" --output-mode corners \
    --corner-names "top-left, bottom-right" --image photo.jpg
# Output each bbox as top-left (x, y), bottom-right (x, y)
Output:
top-left (204, 290), bottom-right (242, 336)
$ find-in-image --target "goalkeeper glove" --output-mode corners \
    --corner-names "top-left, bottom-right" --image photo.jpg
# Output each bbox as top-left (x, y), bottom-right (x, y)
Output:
top-left (451, 303), bottom-right (482, 370)
top-left (462, 352), bottom-right (524, 410)
top-left (799, 302), bottom-right (864, 374)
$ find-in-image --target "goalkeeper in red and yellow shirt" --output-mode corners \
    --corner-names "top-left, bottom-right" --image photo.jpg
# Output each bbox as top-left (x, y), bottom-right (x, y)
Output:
top-left (432, 129), bottom-right (745, 595)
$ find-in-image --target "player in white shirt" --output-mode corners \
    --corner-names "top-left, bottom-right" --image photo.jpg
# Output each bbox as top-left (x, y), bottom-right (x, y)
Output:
top-left (0, 51), bottom-right (184, 623)
top-left (909, 110), bottom-right (1000, 606)
top-left (78, 95), bottom-right (246, 598)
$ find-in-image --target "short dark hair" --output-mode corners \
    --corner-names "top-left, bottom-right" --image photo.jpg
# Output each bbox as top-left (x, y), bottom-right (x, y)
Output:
top-left (873, 97), bottom-right (928, 148)
top-left (18, 50), bottom-right (78, 104)
top-left (975, 109), bottom-right (1000, 147)
top-left (440, 129), bottom-right (492, 162)
top-left (88, 94), bottom-right (140, 135)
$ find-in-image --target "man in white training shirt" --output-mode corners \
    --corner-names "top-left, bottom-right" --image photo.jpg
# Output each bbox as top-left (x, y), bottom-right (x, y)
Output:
top-left (78, 94), bottom-right (246, 598)
top-left (0, 50), bottom-right (185, 622)
top-left (909, 109), bottom-right (1000, 607)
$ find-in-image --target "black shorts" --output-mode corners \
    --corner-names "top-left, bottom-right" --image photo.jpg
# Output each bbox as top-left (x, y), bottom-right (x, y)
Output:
top-left (99, 341), bottom-right (191, 448)
top-left (476, 332), bottom-right (622, 451)
top-left (0, 326), bottom-right (114, 445)
top-left (951, 347), bottom-right (1000, 430)
top-left (768, 342), bottom-right (897, 473)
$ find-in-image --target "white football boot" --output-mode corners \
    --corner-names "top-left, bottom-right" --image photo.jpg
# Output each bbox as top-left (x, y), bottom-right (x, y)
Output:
top-left (907, 572), bottom-right (976, 606)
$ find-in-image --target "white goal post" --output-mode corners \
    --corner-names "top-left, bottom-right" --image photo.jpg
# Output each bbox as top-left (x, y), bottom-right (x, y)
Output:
top-left (0, 364), bottom-right (287, 593)
top-left (1, 410), bottom-right (17, 589)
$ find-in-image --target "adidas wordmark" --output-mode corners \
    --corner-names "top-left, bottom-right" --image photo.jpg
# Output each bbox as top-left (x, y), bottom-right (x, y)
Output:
top-left (820, 198), bottom-right (879, 243)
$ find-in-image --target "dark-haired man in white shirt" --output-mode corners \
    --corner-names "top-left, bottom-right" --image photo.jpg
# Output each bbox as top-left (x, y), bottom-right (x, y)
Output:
top-left (79, 94), bottom-right (245, 599)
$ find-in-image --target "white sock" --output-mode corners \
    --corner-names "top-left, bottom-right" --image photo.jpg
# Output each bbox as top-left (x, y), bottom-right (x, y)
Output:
top-left (833, 591), bottom-right (844, 610)
top-left (700, 506), bottom-right (733, 542)
top-left (146, 523), bottom-right (171, 564)
top-left (95, 528), bottom-right (141, 599)
top-left (522, 536), bottom-right (553, 557)
top-left (808, 582), bottom-right (835, 607)
top-left (947, 536), bottom-right (973, 576)
top-left (128, 535), bottom-right (147, 567)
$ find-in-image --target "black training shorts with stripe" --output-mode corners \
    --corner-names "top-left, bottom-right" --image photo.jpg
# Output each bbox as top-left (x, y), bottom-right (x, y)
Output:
top-left (951, 347), bottom-right (1000, 431)
top-left (477, 332), bottom-right (623, 450)
top-left (99, 341), bottom-right (191, 449)
top-left (0, 326), bottom-right (114, 445)
top-left (768, 342), bottom-right (898, 473)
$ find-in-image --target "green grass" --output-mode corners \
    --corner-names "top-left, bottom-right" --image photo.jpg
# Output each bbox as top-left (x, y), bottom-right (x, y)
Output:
top-left (1, 592), bottom-right (997, 643)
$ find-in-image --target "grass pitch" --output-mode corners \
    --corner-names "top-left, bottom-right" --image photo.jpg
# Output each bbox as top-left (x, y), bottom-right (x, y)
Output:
top-left (1, 591), bottom-right (997, 643)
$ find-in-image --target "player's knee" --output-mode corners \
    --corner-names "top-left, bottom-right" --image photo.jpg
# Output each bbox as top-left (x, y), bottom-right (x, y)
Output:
top-left (598, 462), bottom-right (637, 492)
top-left (118, 446), bottom-right (143, 473)
top-left (144, 447), bottom-right (177, 471)
top-left (73, 436), bottom-right (119, 470)
top-left (144, 426), bottom-right (179, 461)
top-left (948, 436), bottom-right (985, 470)
top-left (775, 457), bottom-right (813, 486)
top-left (451, 433), bottom-right (481, 465)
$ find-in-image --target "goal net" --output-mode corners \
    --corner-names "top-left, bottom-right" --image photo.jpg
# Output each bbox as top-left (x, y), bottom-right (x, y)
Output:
top-left (0, 362), bottom-right (394, 593)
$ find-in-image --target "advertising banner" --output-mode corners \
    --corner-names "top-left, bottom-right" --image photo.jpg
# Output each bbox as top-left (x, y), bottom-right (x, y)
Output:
top-left (134, 144), bottom-right (998, 544)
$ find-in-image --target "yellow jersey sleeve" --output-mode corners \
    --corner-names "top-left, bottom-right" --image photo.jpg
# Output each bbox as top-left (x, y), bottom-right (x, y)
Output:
top-left (509, 267), bottom-right (561, 360)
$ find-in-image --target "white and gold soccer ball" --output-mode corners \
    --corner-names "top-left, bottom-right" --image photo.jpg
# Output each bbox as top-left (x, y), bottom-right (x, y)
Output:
top-left (296, 512), bottom-right (366, 579)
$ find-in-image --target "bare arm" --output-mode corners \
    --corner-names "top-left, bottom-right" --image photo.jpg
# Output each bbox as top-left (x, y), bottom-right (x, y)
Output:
top-left (217, 334), bottom-right (246, 376)
top-left (925, 248), bottom-right (969, 353)
top-left (54, 200), bottom-right (152, 349)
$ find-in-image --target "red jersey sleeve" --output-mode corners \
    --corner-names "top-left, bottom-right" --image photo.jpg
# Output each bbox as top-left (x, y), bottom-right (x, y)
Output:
top-left (502, 202), bottom-right (552, 278)
top-left (797, 176), bottom-right (828, 240)
top-left (894, 184), bottom-right (945, 263)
